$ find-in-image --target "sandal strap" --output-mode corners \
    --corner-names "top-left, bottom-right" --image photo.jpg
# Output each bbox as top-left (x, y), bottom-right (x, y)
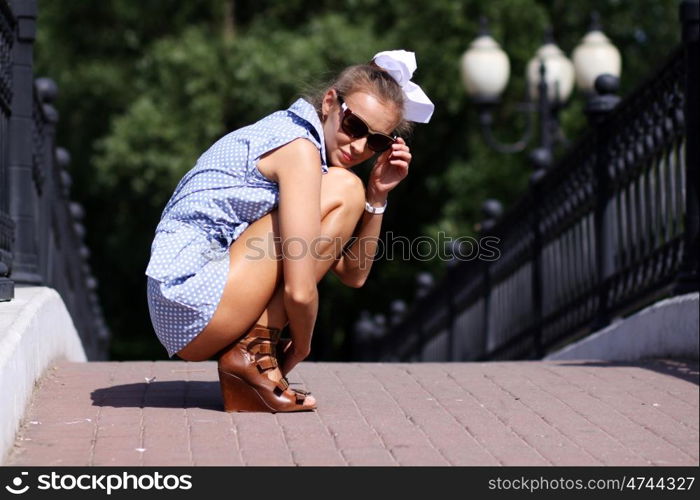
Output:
top-left (270, 378), bottom-right (310, 406)
top-left (250, 342), bottom-right (274, 355)
top-left (256, 356), bottom-right (277, 372)
top-left (249, 324), bottom-right (281, 342)
top-left (276, 376), bottom-right (290, 391)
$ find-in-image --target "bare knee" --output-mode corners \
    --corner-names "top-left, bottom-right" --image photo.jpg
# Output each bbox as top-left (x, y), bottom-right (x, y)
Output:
top-left (323, 167), bottom-right (365, 215)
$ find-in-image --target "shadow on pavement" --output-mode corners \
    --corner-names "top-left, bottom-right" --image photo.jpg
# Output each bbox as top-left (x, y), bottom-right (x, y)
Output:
top-left (552, 359), bottom-right (699, 385)
top-left (90, 381), bottom-right (223, 410)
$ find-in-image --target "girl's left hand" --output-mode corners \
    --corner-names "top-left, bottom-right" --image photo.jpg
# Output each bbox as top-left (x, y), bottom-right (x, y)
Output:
top-left (368, 137), bottom-right (412, 196)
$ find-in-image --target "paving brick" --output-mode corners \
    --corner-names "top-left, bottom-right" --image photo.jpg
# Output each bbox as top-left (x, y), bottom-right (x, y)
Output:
top-left (186, 414), bottom-right (243, 466)
top-left (192, 452), bottom-right (241, 466)
top-left (22, 421), bottom-right (95, 441)
top-left (276, 415), bottom-right (345, 462)
top-left (232, 413), bottom-right (295, 466)
top-left (91, 434), bottom-right (144, 466)
top-left (141, 455), bottom-right (192, 466)
top-left (342, 447), bottom-right (396, 466)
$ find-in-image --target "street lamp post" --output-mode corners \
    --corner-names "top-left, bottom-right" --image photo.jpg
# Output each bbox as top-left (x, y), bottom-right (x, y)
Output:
top-left (461, 14), bottom-right (622, 178)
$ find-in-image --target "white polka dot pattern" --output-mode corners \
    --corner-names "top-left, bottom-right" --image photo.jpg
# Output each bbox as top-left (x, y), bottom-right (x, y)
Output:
top-left (145, 99), bottom-right (328, 357)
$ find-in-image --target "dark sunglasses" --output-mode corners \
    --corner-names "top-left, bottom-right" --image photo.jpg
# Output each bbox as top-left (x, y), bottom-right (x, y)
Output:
top-left (337, 96), bottom-right (396, 153)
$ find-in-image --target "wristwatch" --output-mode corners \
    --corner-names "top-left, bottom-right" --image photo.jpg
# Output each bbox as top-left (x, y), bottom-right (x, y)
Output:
top-left (365, 199), bottom-right (387, 215)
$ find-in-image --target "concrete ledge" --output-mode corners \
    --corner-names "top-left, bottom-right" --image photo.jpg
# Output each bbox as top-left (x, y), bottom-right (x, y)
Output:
top-left (546, 293), bottom-right (699, 361)
top-left (0, 286), bottom-right (86, 462)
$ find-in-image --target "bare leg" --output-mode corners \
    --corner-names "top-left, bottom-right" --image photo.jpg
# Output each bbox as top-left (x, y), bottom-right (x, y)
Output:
top-left (176, 167), bottom-right (365, 362)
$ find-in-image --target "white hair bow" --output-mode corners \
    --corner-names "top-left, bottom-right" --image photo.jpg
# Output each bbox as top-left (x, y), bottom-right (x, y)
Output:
top-left (372, 50), bottom-right (434, 123)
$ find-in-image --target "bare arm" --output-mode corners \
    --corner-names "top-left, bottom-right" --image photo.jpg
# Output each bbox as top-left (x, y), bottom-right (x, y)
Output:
top-left (330, 188), bottom-right (387, 288)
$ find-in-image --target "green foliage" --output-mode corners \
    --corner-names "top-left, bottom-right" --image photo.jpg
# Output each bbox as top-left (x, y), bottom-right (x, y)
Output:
top-left (34, 0), bottom-right (682, 360)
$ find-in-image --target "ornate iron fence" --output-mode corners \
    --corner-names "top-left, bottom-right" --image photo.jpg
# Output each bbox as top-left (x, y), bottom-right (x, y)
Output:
top-left (0, 0), bottom-right (109, 359)
top-left (372, 0), bottom-right (698, 362)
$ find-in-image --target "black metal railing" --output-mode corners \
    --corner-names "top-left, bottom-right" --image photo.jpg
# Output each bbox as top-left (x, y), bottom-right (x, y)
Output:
top-left (0, 0), bottom-right (109, 359)
top-left (372, 0), bottom-right (698, 362)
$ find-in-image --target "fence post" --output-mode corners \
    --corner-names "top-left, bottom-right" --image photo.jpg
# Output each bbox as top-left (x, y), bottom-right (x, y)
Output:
top-left (414, 272), bottom-right (434, 361)
top-left (479, 199), bottom-right (501, 359)
top-left (527, 62), bottom-right (555, 359)
top-left (676, 0), bottom-right (700, 293)
top-left (529, 182), bottom-right (544, 358)
top-left (529, 149), bottom-right (548, 360)
top-left (34, 77), bottom-right (58, 282)
top-left (587, 75), bottom-right (621, 329)
top-left (7, 0), bottom-right (40, 283)
top-left (445, 249), bottom-right (457, 361)
top-left (0, 0), bottom-right (15, 300)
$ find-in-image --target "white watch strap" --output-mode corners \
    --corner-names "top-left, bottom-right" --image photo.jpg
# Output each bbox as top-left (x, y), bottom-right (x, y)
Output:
top-left (365, 199), bottom-right (387, 214)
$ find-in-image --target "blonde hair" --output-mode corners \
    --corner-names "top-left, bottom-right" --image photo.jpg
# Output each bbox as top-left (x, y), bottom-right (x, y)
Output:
top-left (304, 64), bottom-right (414, 137)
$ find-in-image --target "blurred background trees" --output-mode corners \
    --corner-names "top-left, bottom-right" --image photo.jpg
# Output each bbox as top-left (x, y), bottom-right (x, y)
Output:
top-left (34, 0), bottom-right (681, 360)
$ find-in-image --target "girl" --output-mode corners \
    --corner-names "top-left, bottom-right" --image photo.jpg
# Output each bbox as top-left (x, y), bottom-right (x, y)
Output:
top-left (146, 50), bottom-right (433, 412)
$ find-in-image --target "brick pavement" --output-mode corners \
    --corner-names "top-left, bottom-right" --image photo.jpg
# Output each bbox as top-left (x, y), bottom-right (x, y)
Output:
top-left (4, 359), bottom-right (698, 466)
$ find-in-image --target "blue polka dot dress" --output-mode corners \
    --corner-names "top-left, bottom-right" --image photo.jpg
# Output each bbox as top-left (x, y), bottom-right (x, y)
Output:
top-left (145, 98), bottom-right (328, 357)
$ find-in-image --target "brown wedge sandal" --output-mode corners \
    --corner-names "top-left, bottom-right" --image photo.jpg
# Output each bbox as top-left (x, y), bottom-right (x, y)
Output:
top-left (217, 324), bottom-right (315, 413)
